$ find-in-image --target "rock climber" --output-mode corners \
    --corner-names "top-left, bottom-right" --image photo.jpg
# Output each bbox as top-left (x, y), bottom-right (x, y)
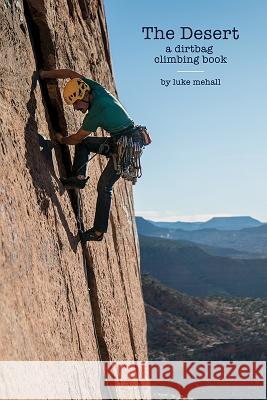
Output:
top-left (39, 69), bottom-right (150, 242)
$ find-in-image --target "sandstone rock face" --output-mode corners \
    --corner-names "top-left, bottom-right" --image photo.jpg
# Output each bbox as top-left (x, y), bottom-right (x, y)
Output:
top-left (0, 0), bottom-right (147, 361)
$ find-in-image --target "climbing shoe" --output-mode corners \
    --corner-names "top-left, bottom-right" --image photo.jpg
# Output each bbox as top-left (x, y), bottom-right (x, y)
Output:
top-left (60, 176), bottom-right (89, 189)
top-left (81, 228), bottom-right (104, 242)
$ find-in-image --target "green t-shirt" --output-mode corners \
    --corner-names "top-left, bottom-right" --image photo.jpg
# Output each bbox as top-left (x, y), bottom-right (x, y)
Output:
top-left (81, 77), bottom-right (134, 135)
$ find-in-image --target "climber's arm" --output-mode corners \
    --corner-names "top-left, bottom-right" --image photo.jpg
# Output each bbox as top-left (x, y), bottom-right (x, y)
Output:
top-left (55, 130), bottom-right (91, 145)
top-left (39, 69), bottom-right (82, 80)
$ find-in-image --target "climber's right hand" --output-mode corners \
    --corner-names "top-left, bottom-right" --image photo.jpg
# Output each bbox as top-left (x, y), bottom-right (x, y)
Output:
top-left (39, 70), bottom-right (48, 79)
top-left (54, 133), bottom-right (64, 144)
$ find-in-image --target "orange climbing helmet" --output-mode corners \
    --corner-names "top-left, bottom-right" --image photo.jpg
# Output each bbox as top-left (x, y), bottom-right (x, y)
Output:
top-left (63, 78), bottom-right (90, 105)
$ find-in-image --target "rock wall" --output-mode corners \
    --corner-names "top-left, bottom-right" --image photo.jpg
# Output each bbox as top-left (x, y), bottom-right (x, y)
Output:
top-left (0, 0), bottom-right (147, 361)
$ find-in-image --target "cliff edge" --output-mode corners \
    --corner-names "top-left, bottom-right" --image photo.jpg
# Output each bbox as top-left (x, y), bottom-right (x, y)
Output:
top-left (0, 0), bottom-right (147, 361)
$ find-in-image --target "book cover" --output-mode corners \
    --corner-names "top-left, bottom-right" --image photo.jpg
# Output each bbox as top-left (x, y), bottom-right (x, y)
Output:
top-left (0, 0), bottom-right (266, 398)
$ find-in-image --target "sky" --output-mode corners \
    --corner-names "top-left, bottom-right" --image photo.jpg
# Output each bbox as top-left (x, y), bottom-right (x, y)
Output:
top-left (105, 0), bottom-right (267, 222)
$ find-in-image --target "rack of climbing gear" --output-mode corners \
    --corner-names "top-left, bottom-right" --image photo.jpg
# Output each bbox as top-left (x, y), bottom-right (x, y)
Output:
top-left (112, 125), bottom-right (152, 185)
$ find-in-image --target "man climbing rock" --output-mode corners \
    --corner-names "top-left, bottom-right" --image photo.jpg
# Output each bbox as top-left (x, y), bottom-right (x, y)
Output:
top-left (40, 69), bottom-right (150, 242)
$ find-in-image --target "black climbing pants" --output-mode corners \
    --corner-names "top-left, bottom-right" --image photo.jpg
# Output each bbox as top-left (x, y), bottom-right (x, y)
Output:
top-left (72, 137), bottom-right (120, 233)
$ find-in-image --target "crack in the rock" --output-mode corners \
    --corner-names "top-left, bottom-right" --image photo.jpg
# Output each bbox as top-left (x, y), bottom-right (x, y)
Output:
top-left (59, 260), bottom-right (84, 359)
top-left (110, 213), bottom-right (138, 360)
top-left (124, 182), bottom-right (142, 280)
top-left (23, 0), bottom-right (111, 361)
top-left (97, 3), bottom-right (113, 74)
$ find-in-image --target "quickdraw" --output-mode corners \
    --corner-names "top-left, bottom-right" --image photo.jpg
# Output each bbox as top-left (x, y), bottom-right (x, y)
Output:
top-left (112, 125), bottom-right (152, 185)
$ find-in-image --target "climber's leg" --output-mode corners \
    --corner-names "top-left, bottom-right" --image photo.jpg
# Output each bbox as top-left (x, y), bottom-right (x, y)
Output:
top-left (61, 137), bottom-right (109, 189)
top-left (82, 157), bottom-right (120, 241)
top-left (72, 137), bottom-right (109, 176)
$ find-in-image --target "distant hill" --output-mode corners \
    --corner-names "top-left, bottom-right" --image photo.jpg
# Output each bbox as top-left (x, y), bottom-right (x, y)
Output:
top-left (142, 274), bottom-right (267, 360)
top-left (151, 220), bottom-right (204, 231)
top-left (139, 235), bottom-right (267, 297)
top-left (203, 216), bottom-right (263, 230)
top-left (136, 216), bottom-right (168, 237)
top-left (145, 233), bottom-right (259, 259)
top-left (151, 216), bottom-right (263, 231)
top-left (136, 217), bottom-right (267, 256)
